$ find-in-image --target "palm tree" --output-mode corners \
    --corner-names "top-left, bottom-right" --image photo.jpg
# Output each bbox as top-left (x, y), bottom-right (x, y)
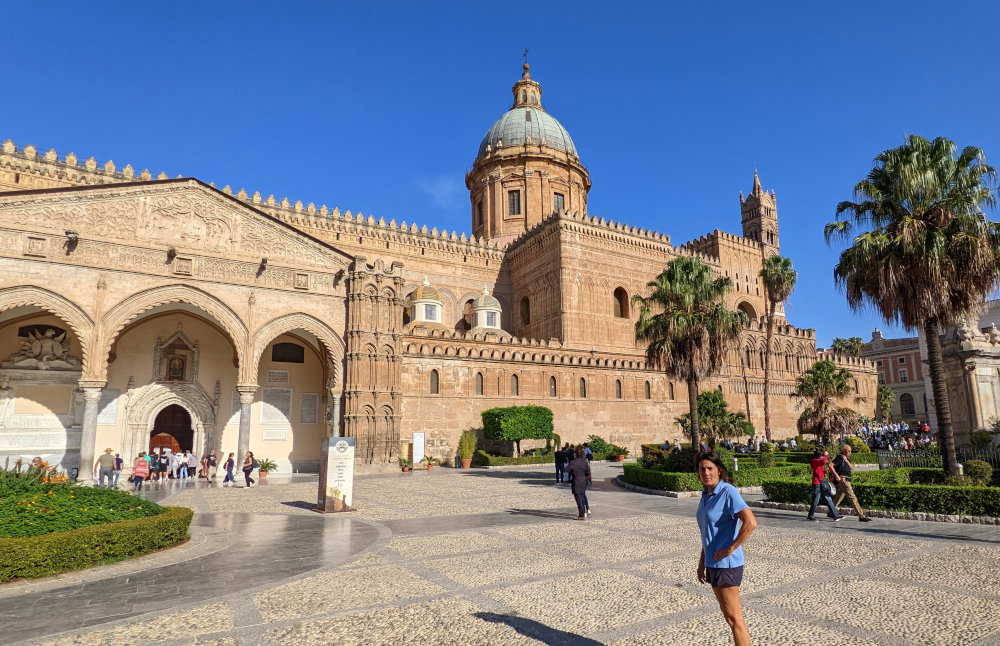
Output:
top-left (826, 135), bottom-right (1000, 475)
top-left (877, 384), bottom-right (895, 423)
top-left (793, 360), bottom-right (862, 443)
top-left (633, 256), bottom-right (748, 451)
top-left (759, 254), bottom-right (797, 441)
top-left (831, 337), bottom-right (865, 357)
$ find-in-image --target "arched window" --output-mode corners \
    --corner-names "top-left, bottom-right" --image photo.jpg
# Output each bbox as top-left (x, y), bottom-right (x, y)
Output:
top-left (669, 382), bottom-right (675, 400)
top-left (475, 372), bottom-right (484, 396)
top-left (645, 381), bottom-right (651, 400)
top-left (854, 379), bottom-right (859, 394)
top-left (461, 299), bottom-right (474, 329)
top-left (520, 296), bottom-right (531, 325)
top-left (900, 393), bottom-right (915, 416)
top-left (521, 90), bottom-right (527, 103)
top-left (511, 374), bottom-right (519, 396)
top-left (530, 91), bottom-right (536, 104)
top-left (613, 287), bottom-right (629, 318)
top-left (615, 379), bottom-right (622, 399)
top-left (785, 354), bottom-right (790, 371)
top-left (429, 369), bottom-right (439, 395)
top-left (477, 201), bottom-right (483, 226)
top-left (402, 307), bottom-right (411, 326)
top-left (759, 350), bottom-right (765, 369)
top-left (745, 348), bottom-right (751, 367)
top-left (549, 375), bottom-right (557, 397)
top-left (580, 378), bottom-right (587, 398)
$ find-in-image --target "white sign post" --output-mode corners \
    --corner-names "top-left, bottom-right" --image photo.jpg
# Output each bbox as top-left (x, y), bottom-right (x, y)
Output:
top-left (315, 436), bottom-right (355, 513)
top-left (412, 432), bottom-right (425, 469)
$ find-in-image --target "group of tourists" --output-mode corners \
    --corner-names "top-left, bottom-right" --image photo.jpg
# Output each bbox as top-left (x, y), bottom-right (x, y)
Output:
top-left (87, 445), bottom-right (261, 492)
top-left (848, 421), bottom-right (934, 451)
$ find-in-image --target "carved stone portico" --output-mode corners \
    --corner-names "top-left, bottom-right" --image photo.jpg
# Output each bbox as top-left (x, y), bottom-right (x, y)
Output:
top-left (123, 382), bottom-right (219, 466)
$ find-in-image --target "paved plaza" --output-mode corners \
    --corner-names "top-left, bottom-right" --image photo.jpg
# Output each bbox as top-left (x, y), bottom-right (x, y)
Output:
top-left (5, 464), bottom-right (1000, 646)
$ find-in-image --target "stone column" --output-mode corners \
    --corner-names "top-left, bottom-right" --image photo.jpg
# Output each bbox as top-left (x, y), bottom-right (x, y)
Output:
top-left (236, 385), bottom-right (258, 471)
top-left (964, 364), bottom-right (984, 431)
top-left (78, 381), bottom-right (106, 479)
top-left (332, 395), bottom-right (342, 437)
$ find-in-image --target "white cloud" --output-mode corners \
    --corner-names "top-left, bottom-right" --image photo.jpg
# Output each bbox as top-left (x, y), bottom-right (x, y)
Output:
top-left (417, 174), bottom-right (462, 209)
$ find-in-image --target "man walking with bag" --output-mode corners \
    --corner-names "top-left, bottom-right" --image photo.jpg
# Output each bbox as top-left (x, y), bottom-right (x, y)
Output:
top-left (833, 444), bottom-right (871, 522)
top-left (566, 448), bottom-right (591, 520)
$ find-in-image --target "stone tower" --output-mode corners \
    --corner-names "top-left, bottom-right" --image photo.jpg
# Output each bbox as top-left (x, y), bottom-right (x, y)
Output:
top-left (465, 62), bottom-right (591, 241)
top-left (740, 170), bottom-right (779, 251)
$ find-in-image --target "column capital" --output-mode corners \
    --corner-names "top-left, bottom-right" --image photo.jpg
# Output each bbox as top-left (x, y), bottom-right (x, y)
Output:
top-left (78, 380), bottom-right (107, 391)
top-left (236, 384), bottom-right (259, 393)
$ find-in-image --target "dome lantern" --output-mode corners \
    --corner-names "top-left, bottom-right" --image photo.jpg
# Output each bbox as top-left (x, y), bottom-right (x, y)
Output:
top-left (409, 277), bottom-right (443, 324)
top-left (471, 285), bottom-right (502, 330)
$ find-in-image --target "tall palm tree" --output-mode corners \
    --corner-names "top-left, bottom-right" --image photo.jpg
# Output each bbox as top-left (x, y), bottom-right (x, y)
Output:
top-left (633, 256), bottom-right (748, 451)
top-left (826, 135), bottom-right (1000, 475)
top-left (831, 337), bottom-right (865, 357)
top-left (793, 360), bottom-right (862, 443)
top-left (759, 254), bottom-right (797, 441)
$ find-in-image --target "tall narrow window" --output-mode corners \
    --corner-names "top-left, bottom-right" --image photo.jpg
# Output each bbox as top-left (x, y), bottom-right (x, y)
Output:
top-left (645, 381), bottom-right (651, 400)
top-left (508, 190), bottom-right (521, 216)
top-left (900, 393), bottom-right (915, 416)
top-left (553, 192), bottom-right (564, 212)
top-left (898, 369), bottom-right (908, 383)
top-left (486, 311), bottom-right (497, 327)
top-left (430, 369), bottom-right (439, 394)
top-left (615, 379), bottom-right (622, 399)
top-left (521, 90), bottom-right (527, 103)
top-left (613, 288), bottom-right (628, 318)
top-left (745, 348), bottom-right (751, 367)
top-left (759, 350), bottom-right (765, 369)
top-left (580, 378), bottom-right (587, 398)
top-left (475, 372), bottom-right (484, 395)
top-left (530, 91), bottom-right (536, 104)
top-left (477, 201), bottom-right (483, 226)
top-left (549, 375), bottom-right (557, 397)
top-left (669, 382), bottom-right (675, 400)
top-left (511, 374), bottom-right (519, 396)
top-left (520, 296), bottom-right (530, 326)
top-left (424, 304), bottom-right (437, 321)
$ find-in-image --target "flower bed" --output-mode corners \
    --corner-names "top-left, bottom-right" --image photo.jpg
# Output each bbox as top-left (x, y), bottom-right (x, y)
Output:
top-left (0, 506), bottom-right (193, 581)
top-left (761, 479), bottom-right (1000, 517)
top-left (1, 483), bottom-right (167, 539)
top-left (622, 464), bottom-right (807, 492)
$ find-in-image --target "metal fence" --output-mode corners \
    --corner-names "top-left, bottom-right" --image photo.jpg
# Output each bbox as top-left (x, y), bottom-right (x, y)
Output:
top-left (958, 448), bottom-right (1000, 471)
top-left (876, 450), bottom-right (942, 470)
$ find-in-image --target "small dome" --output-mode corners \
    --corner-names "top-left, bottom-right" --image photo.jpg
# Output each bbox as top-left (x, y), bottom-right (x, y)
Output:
top-left (477, 107), bottom-right (577, 160)
top-left (472, 286), bottom-right (501, 310)
top-left (411, 277), bottom-right (441, 302)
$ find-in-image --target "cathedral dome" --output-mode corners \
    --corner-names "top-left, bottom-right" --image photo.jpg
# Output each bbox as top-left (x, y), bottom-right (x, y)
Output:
top-left (410, 277), bottom-right (440, 302)
top-left (472, 286), bottom-right (501, 310)
top-left (476, 107), bottom-right (577, 160)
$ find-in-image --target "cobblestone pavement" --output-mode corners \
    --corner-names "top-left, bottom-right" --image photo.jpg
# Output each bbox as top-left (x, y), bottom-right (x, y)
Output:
top-left (8, 464), bottom-right (1000, 646)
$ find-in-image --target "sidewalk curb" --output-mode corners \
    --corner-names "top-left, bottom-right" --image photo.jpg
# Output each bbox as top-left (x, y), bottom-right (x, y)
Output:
top-left (748, 500), bottom-right (1000, 525)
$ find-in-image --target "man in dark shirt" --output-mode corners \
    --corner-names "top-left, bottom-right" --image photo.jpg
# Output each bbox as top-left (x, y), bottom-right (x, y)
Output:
top-left (554, 446), bottom-right (566, 484)
top-left (833, 445), bottom-right (871, 522)
top-left (565, 448), bottom-right (592, 520)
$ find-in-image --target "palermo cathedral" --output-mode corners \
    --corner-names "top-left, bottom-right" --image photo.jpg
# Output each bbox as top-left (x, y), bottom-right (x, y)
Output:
top-left (0, 63), bottom-right (875, 474)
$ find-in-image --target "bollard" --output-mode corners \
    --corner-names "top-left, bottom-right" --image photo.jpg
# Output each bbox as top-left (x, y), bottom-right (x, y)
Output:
top-left (733, 457), bottom-right (738, 472)
top-left (958, 463), bottom-right (964, 477)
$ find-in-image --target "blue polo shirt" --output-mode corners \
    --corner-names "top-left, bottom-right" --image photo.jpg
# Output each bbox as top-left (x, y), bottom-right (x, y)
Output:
top-left (696, 481), bottom-right (749, 568)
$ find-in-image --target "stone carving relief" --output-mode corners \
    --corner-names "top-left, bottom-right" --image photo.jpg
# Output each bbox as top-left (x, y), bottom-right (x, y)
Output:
top-left (0, 183), bottom-right (349, 271)
top-left (4, 328), bottom-right (82, 370)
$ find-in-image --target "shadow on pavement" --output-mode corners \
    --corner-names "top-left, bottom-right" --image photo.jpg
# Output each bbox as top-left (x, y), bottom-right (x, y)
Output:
top-left (475, 612), bottom-right (604, 645)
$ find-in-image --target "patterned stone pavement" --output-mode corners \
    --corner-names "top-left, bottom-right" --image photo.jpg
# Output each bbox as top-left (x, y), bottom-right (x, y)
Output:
top-left (7, 464), bottom-right (1000, 646)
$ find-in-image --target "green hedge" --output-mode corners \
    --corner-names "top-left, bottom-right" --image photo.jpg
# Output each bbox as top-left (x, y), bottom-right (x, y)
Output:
top-left (622, 464), bottom-right (807, 492)
top-left (0, 506), bottom-right (193, 582)
top-left (1, 483), bottom-right (167, 538)
top-left (476, 450), bottom-right (613, 467)
top-left (761, 479), bottom-right (1000, 516)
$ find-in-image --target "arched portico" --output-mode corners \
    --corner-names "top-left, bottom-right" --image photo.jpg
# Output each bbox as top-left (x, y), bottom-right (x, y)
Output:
top-left (122, 382), bottom-right (219, 468)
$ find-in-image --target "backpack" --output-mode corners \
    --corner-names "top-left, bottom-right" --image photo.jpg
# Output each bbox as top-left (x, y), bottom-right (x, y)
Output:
top-left (251, 459), bottom-right (259, 469)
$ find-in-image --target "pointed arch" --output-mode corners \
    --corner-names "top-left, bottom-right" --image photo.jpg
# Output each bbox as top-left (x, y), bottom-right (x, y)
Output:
top-left (251, 312), bottom-right (346, 387)
top-left (0, 285), bottom-right (95, 375)
top-left (99, 285), bottom-right (248, 382)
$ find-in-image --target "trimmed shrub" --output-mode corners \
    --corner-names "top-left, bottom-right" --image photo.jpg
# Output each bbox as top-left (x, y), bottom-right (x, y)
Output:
top-left (963, 460), bottom-right (994, 485)
top-left (756, 452), bottom-right (776, 468)
top-left (758, 441), bottom-right (774, 453)
top-left (1, 483), bottom-right (166, 539)
top-left (845, 437), bottom-right (869, 453)
top-left (622, 464), bottom-right (806, 491)
top-left (457, 429), bottom-right (478, 460)
top-left (475, 451), bottom-right (555, 467)
top-left (761, 479), bottom-right (1000, 516)
top-left (0, 506), bottom-right (193, 582)
top-left (482, 406), bottom-right (554, 456)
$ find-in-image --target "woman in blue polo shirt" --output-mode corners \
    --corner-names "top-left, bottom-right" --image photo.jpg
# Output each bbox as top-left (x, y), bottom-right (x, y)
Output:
top-left (696, 451), bottom-right (757, 646)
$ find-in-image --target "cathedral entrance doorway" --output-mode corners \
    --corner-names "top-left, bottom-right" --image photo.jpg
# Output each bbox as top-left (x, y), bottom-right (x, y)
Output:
top-left (150, 404), bottom-right (193, 453)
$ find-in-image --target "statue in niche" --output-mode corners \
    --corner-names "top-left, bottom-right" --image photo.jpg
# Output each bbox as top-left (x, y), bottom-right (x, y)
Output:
top-left (4, 328), bottom-right (82, 370)
top-left (167, 356), bottom-right (186, 381)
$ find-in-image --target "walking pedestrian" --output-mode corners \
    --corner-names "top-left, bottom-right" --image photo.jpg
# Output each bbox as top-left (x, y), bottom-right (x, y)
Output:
top-left (833, 445), bottom-right (871, 522)
top-left (554, 444), bottom-right (566, 484)
top-left (179, 451), bottom-right (189, 479)
top-left (132, 452), bottom-right (149, 491)
top-left (94, 448), bottom-right (116, 488)
top-left (565, 448), bottom-right (591, 520)
top-left (222, 452), bottom-right (236, 487)
top-left (242, 451), bottom-right (257, 488)
top-left (583, 443), bottom-right (592, 462)
top-left (206, 450), bottom-right (219, 480)
top-left (807, 449), bottom-right (840, 522)
top-left (187, 451), bottom-right (199, 479)
top-left (695, 452), bottom-right (757, 646)
top-left (170, 449), bottom-right (180, 479)
top-left (158, 450), bottom-right (170, 482)
top-left (113, 452), bottom-right (123, 487)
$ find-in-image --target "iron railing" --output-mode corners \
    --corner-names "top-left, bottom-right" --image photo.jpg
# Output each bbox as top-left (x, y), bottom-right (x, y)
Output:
top-left (876, 450), bottom-right (942, 470)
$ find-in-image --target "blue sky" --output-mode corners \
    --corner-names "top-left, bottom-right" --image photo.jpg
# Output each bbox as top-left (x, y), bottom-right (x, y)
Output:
top-left (5, 2), bottom-right (999, 346)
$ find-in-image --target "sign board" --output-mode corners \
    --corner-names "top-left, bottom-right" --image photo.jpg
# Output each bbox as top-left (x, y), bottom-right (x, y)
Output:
top-left (262, 428), bottom-right (287, 441)
top-left (412, 432), bottom-right (425, 467)
top-left (316, 436), bottom-right (355, 512)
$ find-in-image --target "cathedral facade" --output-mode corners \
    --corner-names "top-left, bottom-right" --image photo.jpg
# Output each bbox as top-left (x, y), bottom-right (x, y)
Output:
top-left (0, 64), bottom-right (875, 474)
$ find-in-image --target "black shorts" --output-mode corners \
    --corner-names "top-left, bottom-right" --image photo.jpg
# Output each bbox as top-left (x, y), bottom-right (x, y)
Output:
top-left (706, 566), bottom-right (743, 588)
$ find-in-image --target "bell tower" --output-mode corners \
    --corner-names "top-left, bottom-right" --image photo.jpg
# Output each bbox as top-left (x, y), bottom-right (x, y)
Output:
top-left (740, 170), bottom-right (779, 250)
